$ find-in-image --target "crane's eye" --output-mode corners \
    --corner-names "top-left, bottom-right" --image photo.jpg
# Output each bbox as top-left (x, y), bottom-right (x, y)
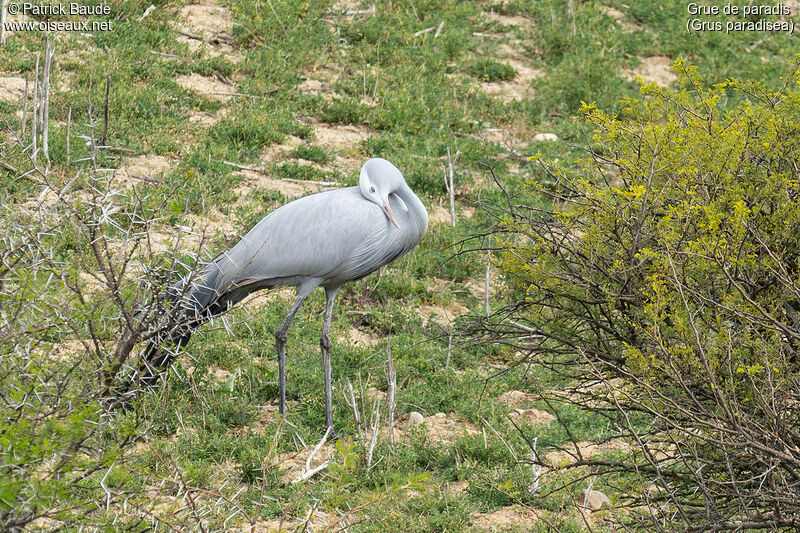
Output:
top-left (369, 186), bottom-right (376, 193)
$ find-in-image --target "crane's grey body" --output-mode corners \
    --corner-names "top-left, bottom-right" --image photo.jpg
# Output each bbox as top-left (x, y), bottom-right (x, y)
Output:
top-left (168, 158), bottom-right (427, 432)
top-left (192, 184), bottom-right (426, 311)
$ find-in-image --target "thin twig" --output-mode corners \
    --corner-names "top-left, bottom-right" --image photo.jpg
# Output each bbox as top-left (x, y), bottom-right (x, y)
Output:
top-left (345, 379), bottom-right (364, 447)
top-left (222, 160), bottom-right (266, 173)
top-left (292, 426), bottom-right (332, 484)
top-left (483, 417), bottom-right (518, 463)
top-left (366, 397), bottom-right (381, 472)
top-left (128, 174), bottom-right (162, 184)
top-left (580, 476), bottom-right (596, 510)
top-left (42, 36), bottom-right (53, 164)
top-left (65, 107), bottom-right (71, 166)
top-left (529, 438), bottom-right (541, 494)
top-left (138, 4), bottom-right (156, 21)
top-left (434, 20), bottom-right (445, 38)
top-left (369, 266), bottom-right (384, 294)
top-left (445, 147), bottom-right (459, 226)
top-left (150, 50), bottom-right (179, 59)
top-left (567, 0), bottom-right (576, 35)
top-left (32, 52), bottom-right (39, 159)
top-left (485, 246), bottom-right (491, 317)
top-left (202, 90), bottom-right (277, 98)
top-left (332, 4), bottom-right (376, 16)
top-left (177, 29), bottom-right (233, 43)
top-left (21, 75), bottom-right (28, 140)
top-left (223, 160), bottom-right (338, 185)
top-left (101, 73), bottom-right (110, 146)
top-left (0, 0), bottom-right (8, 46)
top-left (265, 0), bottom-right (286, 38)
top-left (281, 178), bottom-right (338, 186)
top-left (101, 146), bottom-right (136, 154)
top-left (87, 77), bottom-right (97, 172)
top-left (386, 341), bottom-right (396, 445)
top-left (297, 503), bottom-right (317, 531)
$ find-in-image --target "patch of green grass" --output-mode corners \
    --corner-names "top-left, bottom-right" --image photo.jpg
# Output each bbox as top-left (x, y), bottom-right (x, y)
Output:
top-left (209, 114), bottom-right (284, 156)
top-left (321, 97), bottom-right (368, 125)
top-left (272, 162), bottom-right (332, 182)
top-left (463, 57), bottom-right (517, 82)
top-left (292, 144), bottom-right (330, 163)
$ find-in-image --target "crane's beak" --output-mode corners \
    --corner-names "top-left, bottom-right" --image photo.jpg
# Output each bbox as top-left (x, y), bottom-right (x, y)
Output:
top-left (382, 200), bottom-right (400, 229)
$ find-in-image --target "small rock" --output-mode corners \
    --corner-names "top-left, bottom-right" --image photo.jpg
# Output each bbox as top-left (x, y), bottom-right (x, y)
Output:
top-left (212, 368), bottom-right (231, 381)
top-left (577, 489), bottom-right (611, 510)
top-left (508, 408), bottom-right (555, 425)
top-left (532, 133), bottom-right (559, 142)
top-left (409, 411), bottom-right (425, 425)
top-left (643, 482), bottom-right (663, 496)
top-left (498, 390), bottom-right (533, 406)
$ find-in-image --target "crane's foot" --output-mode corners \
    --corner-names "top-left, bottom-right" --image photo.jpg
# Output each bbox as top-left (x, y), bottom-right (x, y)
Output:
top-left (325, 426), bottom-right (342, 440)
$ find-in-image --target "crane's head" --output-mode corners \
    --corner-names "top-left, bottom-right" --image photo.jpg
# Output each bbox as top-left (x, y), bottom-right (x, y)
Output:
top-left (359, 158), bottom-right (403, 229)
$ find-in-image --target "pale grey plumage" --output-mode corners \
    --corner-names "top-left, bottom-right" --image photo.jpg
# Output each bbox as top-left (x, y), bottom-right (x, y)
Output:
top-left (141, 158), bottom-right (427, 432)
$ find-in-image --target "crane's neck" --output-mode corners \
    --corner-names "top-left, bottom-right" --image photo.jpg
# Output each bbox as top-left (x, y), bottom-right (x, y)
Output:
top-left (395, 182), bottom-right (428, 236)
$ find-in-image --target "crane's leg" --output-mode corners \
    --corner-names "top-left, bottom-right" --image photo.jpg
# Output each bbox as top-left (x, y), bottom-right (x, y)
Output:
top-left (321, 286), bottom-right (340, 433)
top-left (275, 282), bottom-right (316, 416)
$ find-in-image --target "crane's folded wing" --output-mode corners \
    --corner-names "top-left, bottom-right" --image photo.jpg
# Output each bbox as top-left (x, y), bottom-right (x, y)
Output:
top-left (203, 187), bottom-right (419, 298)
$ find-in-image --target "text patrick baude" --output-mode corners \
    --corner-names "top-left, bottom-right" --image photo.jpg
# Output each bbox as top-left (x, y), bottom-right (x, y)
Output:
top-left (12, 2), bottom-right (111, 16)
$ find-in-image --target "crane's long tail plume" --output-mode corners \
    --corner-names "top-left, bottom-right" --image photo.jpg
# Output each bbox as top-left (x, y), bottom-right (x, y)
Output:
top-left (135, 320), bottom-right (195, 390)
top-left (114, 266), bottom-right (229, 407)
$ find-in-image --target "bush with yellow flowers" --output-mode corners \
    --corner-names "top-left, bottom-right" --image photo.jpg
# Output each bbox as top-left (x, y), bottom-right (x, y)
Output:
top-left (468, 59), bottom-right (800, 530)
